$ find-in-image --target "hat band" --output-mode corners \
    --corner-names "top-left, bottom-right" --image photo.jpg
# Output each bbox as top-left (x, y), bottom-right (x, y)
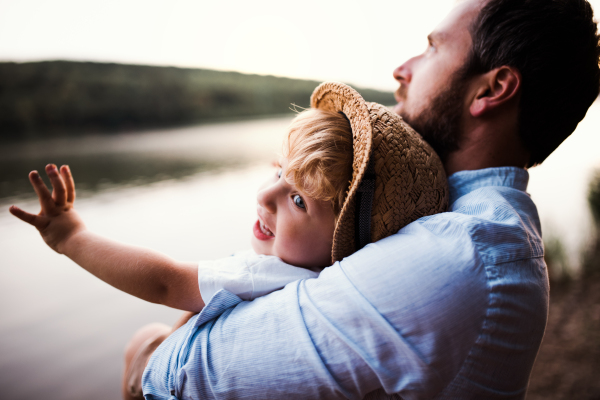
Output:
top-left (354, 159), bottom-right (375, 251)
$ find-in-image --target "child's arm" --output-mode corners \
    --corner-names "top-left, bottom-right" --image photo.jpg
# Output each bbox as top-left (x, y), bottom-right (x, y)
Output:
top-left (9, 164), bottom-right (205, 312)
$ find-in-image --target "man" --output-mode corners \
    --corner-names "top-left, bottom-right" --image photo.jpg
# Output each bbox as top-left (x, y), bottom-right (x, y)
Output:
top-left (138, 0), bottom-right (600, 398)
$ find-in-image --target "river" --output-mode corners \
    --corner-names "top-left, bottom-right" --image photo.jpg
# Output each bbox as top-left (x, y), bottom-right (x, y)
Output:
top-left (0, 106), bottom-right (599, 399)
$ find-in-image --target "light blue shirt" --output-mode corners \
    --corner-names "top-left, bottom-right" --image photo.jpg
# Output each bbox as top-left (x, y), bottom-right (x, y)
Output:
top-left (143, 167), bottom-right (549, 400)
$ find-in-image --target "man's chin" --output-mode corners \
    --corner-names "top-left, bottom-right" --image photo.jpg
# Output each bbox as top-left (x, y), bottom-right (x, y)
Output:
top-left (393, 104), bottom-right (412, 125)
top-left (393, 103), bottom-right (404, 115)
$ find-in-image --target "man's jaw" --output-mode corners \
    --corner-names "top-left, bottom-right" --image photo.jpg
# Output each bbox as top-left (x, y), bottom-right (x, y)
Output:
top-left (393, 86), bottom-right (407, 115)
top-left (393, 102), bottom-right (404, 115)
top-left (393, 100), bottom-right (411, 122)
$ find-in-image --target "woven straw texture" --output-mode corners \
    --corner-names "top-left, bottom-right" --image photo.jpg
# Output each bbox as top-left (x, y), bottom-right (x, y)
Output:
top-left (310, 82), bottom-right (449, 263)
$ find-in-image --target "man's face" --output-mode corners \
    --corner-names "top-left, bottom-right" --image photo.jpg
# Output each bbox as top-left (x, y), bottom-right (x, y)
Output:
top-left (393, 0), bottom-right (482, 159)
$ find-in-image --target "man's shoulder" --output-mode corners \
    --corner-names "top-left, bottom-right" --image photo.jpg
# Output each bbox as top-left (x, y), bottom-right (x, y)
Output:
top-left (442, 181), bottom-right (543, 265)
top-left (335, 182), bottom-right (548, 397)
top-left (340, 179), bottom-right (545, 339)
top-left (375, 181), bottom-right (541, 268)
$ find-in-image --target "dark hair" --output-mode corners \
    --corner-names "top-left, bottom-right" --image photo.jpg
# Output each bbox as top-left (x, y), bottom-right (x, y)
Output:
top-left (464, 0), bottom-right (600, 167)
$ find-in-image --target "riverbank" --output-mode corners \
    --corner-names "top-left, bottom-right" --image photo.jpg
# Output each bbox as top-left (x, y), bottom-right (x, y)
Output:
top-left (528, 277), bottom-right (600, 399)
top-left (528, 169), bottom-right (600, 398)
top-left (0, 61), bottom-right (394, 140)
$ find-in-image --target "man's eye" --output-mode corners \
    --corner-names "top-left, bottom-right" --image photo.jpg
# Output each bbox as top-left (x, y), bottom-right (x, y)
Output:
top-left (277, 168), bottom-right (282, 179)
top-left (426, 38), bottom-right (435, 53)
top-left (293, 194), bottom-right (305, 209)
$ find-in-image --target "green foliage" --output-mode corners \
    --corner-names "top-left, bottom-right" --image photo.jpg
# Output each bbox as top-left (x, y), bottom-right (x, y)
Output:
top-left (582, 240), bottom-right (600, 278)
top-left (582, 170), bottom-right (600, 277)
top-left (588, 170), bottom-right (600, 227)
top-left (0, 61), bottom-right (394, 140)
top-left (544, 235), bottom-right (571, 284)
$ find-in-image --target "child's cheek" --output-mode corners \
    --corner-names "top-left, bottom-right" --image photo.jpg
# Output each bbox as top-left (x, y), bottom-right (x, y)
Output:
top-left (280, 224), bottom-right (332, 268)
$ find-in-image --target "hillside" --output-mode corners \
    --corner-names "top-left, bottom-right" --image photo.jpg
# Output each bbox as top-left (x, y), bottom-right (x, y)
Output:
top-left (0, 61), bottom-right (395, 140)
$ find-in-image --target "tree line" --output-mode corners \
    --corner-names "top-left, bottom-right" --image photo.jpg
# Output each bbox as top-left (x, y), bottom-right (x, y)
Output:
top-left (0, 61), bottom-right (394, 141)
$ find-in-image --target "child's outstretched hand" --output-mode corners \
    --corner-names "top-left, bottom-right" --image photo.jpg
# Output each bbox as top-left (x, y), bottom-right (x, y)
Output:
top-left (10, 164), bottom-right (86, 254)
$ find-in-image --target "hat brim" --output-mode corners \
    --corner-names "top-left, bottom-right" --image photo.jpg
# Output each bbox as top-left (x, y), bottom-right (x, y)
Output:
top-left (310, 82), bottom-right (373, 262)
top-left (311, 82), bottom-right (449, 263)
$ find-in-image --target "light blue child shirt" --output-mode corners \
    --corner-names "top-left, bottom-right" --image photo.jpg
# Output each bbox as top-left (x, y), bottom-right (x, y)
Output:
top-left (142, 167), bottom-right (549, 400)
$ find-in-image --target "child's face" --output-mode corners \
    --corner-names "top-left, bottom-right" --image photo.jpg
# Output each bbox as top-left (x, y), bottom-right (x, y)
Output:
top-left (251, 158), bottom-right (336, 269)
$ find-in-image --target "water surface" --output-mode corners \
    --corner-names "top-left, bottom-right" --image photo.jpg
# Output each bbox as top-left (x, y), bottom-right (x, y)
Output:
top-left (0, 117), bottom-right (289, 399)
top-left (1, 106), bottom-right (600, 399)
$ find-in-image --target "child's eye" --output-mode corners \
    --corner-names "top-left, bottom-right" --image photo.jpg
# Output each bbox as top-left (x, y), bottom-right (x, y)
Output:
top-left (293, 194), bottom-right (305, 209)
top-left (277, 168), bottom-right (282, 179)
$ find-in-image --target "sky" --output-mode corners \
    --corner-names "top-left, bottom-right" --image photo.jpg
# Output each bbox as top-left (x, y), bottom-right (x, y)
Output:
top-left (0, 0), bottom-right (453, 91)
top-left (2, 0), bottom-right (600, 91)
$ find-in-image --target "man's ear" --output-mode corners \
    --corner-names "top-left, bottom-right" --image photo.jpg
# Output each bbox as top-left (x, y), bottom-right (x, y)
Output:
top-left (470, 66), bottom-right (521, 117)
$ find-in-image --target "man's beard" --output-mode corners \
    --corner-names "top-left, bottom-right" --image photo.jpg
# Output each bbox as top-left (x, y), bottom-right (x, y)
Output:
top-left (398, 76), bottom-right (467, 163)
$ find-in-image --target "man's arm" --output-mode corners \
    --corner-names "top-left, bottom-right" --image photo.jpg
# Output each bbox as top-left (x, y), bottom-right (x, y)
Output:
top-left (9, 164), bottom-right (204, 312)
top-left (144, 217), bottom-right (489, 399)
top-left (158, 176), bottom-right (549, 400)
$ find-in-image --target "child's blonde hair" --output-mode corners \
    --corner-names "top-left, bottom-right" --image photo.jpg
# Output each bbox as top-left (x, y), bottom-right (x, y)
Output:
top-left (283, 109), bottom-right (354, 215)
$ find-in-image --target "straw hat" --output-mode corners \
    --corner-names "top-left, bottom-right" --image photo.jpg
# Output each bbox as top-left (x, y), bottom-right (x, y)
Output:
top-left (310, 82), bottom-right (449, 262)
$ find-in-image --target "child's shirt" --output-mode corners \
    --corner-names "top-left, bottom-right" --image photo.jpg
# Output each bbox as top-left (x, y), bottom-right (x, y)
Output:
top-left (197, 250), bottom-right (321, 304)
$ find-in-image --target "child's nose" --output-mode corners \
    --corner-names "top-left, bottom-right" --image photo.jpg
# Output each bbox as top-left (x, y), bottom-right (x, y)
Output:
top-left (257, 184), bottom-right (277, 214)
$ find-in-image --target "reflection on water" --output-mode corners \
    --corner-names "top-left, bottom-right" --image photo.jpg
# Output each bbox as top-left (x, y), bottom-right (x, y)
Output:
top-left (0, 153), bottom-right (239, 201)
top-left (0, 116), bottom-right (293, 399)
top-left (0, 116), bottom-right (291, 205)
top-left (0, 163), bottom-right (273, 400)
top-left (2, 104), bottom-right (600, 264)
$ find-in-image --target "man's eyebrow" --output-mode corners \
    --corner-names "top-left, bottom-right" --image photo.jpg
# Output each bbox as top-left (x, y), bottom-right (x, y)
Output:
top-left (428, 32), bottom-right (447, 44)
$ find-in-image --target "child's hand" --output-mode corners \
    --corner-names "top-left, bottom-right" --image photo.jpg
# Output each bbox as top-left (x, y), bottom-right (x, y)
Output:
top-left (9, 164), bottom-right (86, 254)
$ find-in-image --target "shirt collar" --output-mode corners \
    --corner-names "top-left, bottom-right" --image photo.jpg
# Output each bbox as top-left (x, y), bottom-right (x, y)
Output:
top-left (448, 167), bottom-right (529, 205)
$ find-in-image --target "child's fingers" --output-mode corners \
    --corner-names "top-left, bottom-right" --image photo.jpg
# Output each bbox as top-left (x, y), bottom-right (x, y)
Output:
top-left (29, 170), bottom-right (53, 210)
top-left (46, 164), bottom-right (67, 206)
top-left (60, 165), bottom-right (76, 203)
top-left (9, 205), bottom-right (40, 227)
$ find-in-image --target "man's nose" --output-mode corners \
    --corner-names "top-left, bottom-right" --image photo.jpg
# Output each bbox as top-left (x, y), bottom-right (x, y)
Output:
top-left (393, 57), bottom-right (415, 83)
top-left (257, 184), bottom-right (277, 214)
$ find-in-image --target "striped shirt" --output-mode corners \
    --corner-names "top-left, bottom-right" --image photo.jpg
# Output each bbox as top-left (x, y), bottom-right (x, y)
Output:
top-left (142, 167), bottom-right (548, 400)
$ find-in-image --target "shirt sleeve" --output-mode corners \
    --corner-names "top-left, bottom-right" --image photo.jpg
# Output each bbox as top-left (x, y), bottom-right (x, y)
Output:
top-left (180, 217), bottom-right (489, 400)
top-left (198, 251), bottom-right (320, 303)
